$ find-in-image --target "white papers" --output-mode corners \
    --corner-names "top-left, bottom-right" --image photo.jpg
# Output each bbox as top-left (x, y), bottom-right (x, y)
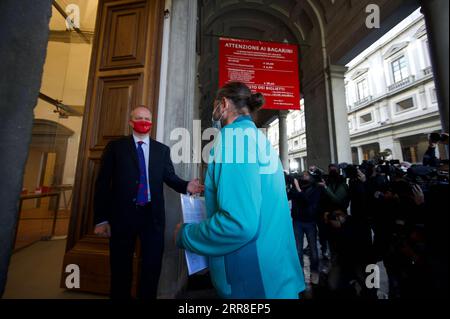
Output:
top-left (180, 194), bottom-right (208, 275)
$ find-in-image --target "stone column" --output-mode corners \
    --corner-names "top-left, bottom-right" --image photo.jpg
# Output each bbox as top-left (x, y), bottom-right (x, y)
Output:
top-left (392, 139), bottom-right (404, 162)
top-left (421, 0), bottom-right (449, 133)
top-left (0, 0), bottom-right (53, 297)
top-left (156, 0), bottom-right (198, 298)
top-left (329, 64), bottom-right (352, 163)
top-left (357, 146), bottom-right (365, 164)
top-left (278, 110), bottom-right (289, 170)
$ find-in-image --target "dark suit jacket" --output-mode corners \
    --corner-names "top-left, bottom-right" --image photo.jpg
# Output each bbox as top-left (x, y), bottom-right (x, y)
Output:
top-left (93, 135), bottom-right (188, 228)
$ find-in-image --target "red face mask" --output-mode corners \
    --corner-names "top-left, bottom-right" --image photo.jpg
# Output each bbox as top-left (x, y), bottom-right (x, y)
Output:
top-left (131, 120), bottom-right (152, 134)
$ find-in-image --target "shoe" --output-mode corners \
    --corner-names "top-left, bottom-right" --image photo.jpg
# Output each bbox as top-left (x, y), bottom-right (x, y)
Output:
top-left (304, 246), bottom-right (311, 255)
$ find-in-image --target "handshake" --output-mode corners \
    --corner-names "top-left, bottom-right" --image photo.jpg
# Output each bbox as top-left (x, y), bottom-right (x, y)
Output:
top-left (186, 178), bottom-right (205, 195)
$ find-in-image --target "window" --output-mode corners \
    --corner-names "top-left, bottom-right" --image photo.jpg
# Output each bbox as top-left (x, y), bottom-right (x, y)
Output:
top-left (345, 84), bottom-right (350, 109)
top-left (287, 121), bottom-right (293, 136)
top-left (395, 97), bottom-right (415, 113)
top-left (293, 117), bottom-right (299, 133)
top-left (391, 56), bottom-right (408, 83)
top-left (362, 143), bottom-right (380, 161)
top-left (360, 113), bottom-right (373, 125)
top-left (294, 139), bottom-right (299, 149)
top-left (356, 78), bottom-right (369, 101)
top-left (402, 146), bottom-right (417, 163)
top-left (430, 88), bottom-right (437, 103)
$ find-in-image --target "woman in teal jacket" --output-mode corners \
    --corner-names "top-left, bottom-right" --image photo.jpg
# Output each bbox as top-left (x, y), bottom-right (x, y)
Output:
top-left (176, 82), bottom-right (305, 299)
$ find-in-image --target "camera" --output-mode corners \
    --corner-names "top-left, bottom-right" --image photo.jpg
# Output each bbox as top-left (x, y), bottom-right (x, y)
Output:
top-left (429, 132), bottom-right (449, 144)
top-left (340, 163), bottom-right (358, 180)
top-left (285, 172), bottom-right (301, 190)
top-left (376, 159), bottom-right (402, 176)
top-left (309, 167), bottom-right (325, 184)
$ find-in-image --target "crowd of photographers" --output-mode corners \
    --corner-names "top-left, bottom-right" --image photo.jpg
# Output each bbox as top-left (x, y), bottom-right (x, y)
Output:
top-left (286, 132), bottom-right (449, 299)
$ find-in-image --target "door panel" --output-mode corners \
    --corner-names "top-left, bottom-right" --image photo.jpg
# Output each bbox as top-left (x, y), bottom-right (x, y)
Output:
top-left (100, 1), bottom-right (149, 69)
top-left (94, 73), bottom-right (144, 147)
top-left (61, 0), bottom-right (164, 295)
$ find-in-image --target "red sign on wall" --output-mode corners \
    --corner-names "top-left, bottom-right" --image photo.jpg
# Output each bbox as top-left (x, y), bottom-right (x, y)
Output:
top-left (219, 37), bottom-right (300, 110)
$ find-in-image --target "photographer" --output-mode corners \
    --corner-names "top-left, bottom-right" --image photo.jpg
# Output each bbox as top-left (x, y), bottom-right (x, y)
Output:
top-left (367, 162), bottom-right (428, 298)
top-left (423, 132), bottom-right (449, 167)
top-left (318, 164), bottom-right (350, 258)
top-left (383, 178), bottom-right (427, 298)
top-left (345, 165), bottom-right (375, 262)
top-left (288, 171), bottom-right (323, 285)
top-left (320, 164), bottom-right (350, 211)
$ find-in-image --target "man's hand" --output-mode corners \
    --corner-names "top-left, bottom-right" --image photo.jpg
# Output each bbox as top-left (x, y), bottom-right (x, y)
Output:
top-left (187, 179), bottom-right (205, 195)
top-left (318, 179), bottom-right (327, 188)
top-left (94, 223), bottom-right (111, 238)
top-left (357, 169), bottom-right (366, 182)
top-left (174, 223), bottom-right (182, 245)
top-left (293, 178), bottom-right (302, 192)
top-left (411, 184), bottom-right (425, 206)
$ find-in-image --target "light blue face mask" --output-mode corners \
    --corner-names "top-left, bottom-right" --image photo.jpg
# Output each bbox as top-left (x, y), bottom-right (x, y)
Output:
top-left (211, 103), bottom-right (223, 130)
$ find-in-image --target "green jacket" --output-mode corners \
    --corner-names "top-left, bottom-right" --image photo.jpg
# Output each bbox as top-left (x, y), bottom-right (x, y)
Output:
top-left (177, 116), bottom-right (305, 299)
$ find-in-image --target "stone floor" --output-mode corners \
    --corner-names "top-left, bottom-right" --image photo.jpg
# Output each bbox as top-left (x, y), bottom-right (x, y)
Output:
top-left (299, 244), bottom-right (389, 299)
top-left (3, 238), bottom-right (389, 299)
top-left (3, 239), bottom-right (106, 299)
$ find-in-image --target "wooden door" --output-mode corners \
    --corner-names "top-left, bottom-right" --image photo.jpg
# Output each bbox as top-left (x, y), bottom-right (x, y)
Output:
top-left (61, 0), bottom-right (164, 295)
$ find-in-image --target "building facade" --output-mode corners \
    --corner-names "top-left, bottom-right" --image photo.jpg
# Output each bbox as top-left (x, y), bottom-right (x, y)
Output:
top-left (268, 9), bottom-right (445, 172)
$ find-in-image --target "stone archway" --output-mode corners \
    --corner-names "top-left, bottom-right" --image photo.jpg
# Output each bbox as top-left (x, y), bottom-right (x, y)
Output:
top-left (197, 0), bottom-right (334, 168)
top-left (198, 0), bottom-right (318, 129)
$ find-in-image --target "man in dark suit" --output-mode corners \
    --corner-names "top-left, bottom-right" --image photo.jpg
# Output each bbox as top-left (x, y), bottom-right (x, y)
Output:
top-left (93, 106), bottom-right (203, 299)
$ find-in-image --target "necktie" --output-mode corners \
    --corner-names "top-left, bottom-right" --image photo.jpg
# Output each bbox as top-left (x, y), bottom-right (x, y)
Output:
top-left (136, 141), bottom-right (150, 205)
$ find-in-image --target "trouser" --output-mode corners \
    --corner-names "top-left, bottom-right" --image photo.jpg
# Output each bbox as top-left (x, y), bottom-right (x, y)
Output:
top-left (293, 220), bottom-right (319, 273)
top-left (317, 217), bottom-right (329, 255)
top-left (109, 202), bottom-right (164, 299)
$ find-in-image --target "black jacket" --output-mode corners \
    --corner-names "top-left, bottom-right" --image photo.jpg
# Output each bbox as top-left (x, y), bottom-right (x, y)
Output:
top-left (93, 136), bottom-right (188, 227)
top-left (289, 184), bottom-right (323, 223)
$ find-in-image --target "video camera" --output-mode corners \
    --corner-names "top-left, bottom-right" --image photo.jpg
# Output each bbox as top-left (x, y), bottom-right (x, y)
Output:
top-left (284, 171), bottom-right (302, 191)
top-left (339, 160), bottom-right (377, 180)
top-left (376, 159), bottom-right (403, 176)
